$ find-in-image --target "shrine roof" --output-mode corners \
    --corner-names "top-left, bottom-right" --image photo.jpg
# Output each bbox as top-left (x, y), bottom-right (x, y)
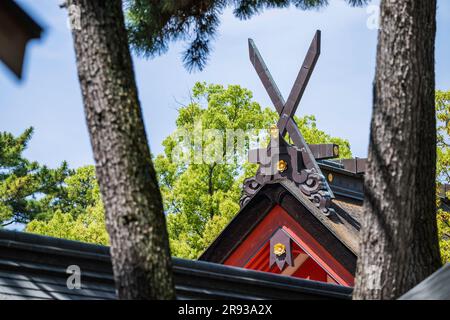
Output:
top-left (280, 179), bottom-right (359, 254)
top-left (332, 197), bottom-right (363, 226)
top-left (0, 228), bottom-right (446, 300)
top-left (318, 160), bottom-right (363, 177)
top-left (0, 229), bottom-right (352, 300)
top-left (200, 180), bottom-right (360, 268)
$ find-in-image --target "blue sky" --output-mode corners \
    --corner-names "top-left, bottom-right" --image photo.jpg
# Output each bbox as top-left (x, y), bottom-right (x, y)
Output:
top-left (1, 0), bottom-right (449, 170)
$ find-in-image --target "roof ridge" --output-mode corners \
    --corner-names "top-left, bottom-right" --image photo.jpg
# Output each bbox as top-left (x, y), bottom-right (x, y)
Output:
top-left (0, 229), bottom-right (109, 256)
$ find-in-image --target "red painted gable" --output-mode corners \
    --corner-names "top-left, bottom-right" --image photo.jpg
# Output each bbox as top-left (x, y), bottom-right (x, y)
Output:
top-left (223, 205), bottom-right (354, 286)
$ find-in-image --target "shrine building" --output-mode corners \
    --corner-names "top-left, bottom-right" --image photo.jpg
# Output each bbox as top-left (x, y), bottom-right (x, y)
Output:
top-left (199, 30), bottom-right (363, 287)
top-left (0, 30), bottom-right (448, 300)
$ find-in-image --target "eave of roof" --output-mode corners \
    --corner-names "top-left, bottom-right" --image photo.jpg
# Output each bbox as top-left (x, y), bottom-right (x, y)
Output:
top-left (279, 180), bottom-right (359, 255)
top-left (318, 161), bottom-right (364, 179)
top-left (0, 229), bottom-right (352, 300)
top-left (200, 180), bottom-right (359, 272)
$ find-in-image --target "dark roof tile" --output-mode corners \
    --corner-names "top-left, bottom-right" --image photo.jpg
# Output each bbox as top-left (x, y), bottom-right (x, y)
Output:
top-left (0, 229), bottom-right (352, 300)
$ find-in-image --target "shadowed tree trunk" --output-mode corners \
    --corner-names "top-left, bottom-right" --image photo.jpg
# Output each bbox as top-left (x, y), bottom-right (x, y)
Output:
top-left (65, 0), bottom-right (175, 299)
top-left (353, 0), bottom-right (441, 300)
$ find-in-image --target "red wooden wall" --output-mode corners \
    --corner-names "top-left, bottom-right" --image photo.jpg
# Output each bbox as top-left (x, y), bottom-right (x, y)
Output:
top-left (223, 205), bottom-right (354, 286)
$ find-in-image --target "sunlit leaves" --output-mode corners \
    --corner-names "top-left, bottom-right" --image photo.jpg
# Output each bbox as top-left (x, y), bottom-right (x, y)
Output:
top-left (26, 201), bottom-right (109, 245)
top-left (436, 90), bottom-right (450, 263)
top-left (158, 82), bottom-right (352, 258)
top-left (0, 128), bottom-right (72, 226)
top-left (25, 165), bottom-right (108, 245)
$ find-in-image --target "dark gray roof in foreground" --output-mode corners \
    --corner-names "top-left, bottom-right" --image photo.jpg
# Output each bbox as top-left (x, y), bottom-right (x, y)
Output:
top-left (400, 264), bottom-right (450, 300)
top-left (0, 229), bottom-right (352, 300)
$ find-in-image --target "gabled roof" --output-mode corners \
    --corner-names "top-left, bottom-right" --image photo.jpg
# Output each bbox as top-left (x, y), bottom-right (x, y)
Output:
top-left (282, 179), bottom-right (359, 254)
top-left (219, 31), bottom-right (364, 276)
top-left (0, 229), bottom-right (352, 300)
top-left (228, 215), bottom-right (355, 286)
top-left (199, 179), bottom-right (359, 275)
top-left (318, 160), bottom-right (365, 224)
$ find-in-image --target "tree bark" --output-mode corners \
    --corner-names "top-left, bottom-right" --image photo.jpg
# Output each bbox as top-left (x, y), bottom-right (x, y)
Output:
top-left (353, 0), bottom-right (441, 300)
top-left (66, 0), bottom-right (175, 299)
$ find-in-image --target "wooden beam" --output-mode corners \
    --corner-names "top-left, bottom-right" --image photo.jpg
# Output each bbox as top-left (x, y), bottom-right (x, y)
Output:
top-left (327, 275), bottom-right (338, 284)
top-left (248, 38), bottom-right (285, 114)
top-left (308, 144), bottom-right (339, 160)
top-left (281, 253), bottom-right (309, 276)
top-left (277, 31), bottom-right (321, 137)
top-left (248, 33), bottom-right (334, 198)
top-left (339, 158), bottom-right (367, 174)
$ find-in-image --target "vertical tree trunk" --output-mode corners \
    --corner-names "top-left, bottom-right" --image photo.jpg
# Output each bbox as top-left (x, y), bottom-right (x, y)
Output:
top-left (66, 0), bottom-right (175, 299)
top-left (354, 0), bottom-right (441, 300)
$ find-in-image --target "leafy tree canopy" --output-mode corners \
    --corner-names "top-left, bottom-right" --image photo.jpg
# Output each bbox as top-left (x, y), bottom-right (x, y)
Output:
top-left (156, 82), bottom-right (352, 258)
top-left (125, 0), bottom-right (369, 71)
top-left (436, 90), bottom-right (450, 263)
top-left (23, 82), bottom-right (352, 256)
top-left (0, 128), bottom-right (72, 227)
top-left (26, 165), bottom-right (108, 245)
top-left (21, 85), bottom-right (450, 263)
top-left (0, 129), bottom-right (107, 243)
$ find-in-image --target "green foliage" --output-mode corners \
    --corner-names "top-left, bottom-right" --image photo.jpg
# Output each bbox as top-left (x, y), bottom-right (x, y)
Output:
top-left (125, 0), bottom-right (369, 71)
top-left (26, 201), bottom-right (108, 245)
top-left (26, 166), bottom-right (108, 245)
top-left (0, 129), bottom-right (106, 243)
top-left (19, 83), bottom-right (351, 254)
top-left (21, 87), bottom-right (450, 264)
top-left (436, 90), bottom-right (450, 263)
top-left (0, 128), bottom-right (72, 227)
top-left (15, 84), bottom-right (353, 260)
top-left (158, 82), bottom-right (352, 258)
top-left (436, 90), bottom-right (450, 183)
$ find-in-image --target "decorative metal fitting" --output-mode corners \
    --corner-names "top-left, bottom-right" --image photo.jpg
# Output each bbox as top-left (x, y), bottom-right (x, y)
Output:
top-left (273, 243), bottom-right (286, 256)
top-left (327, 173), bottom-right (333, 183)
top-left (277, 160), bottom-right (288, 172)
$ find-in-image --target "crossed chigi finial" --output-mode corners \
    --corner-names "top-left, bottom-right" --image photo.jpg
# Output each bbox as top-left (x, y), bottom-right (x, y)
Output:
top-left (241, 30), bottom-right (337, 216)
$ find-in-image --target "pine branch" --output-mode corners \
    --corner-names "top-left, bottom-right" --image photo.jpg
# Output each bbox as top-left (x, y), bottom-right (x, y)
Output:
top-left (126, 0), bottom-right (370, 71)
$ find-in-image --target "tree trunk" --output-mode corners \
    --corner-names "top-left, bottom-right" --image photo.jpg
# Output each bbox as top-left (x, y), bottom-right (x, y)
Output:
top-left (66, 0), bottom-right (175, 299)
top-left (353, 0), bottom-right (441, 300)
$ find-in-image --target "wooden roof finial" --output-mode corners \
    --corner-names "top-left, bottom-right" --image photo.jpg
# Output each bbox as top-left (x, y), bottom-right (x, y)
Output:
top-left (242, 31), bottom-right (336, 217)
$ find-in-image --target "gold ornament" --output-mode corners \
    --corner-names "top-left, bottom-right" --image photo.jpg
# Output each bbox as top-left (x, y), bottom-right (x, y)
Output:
top-left (327, 173), bottom-right (333, 183)
top-left (277, 160), bottom-right (288, 172)
top-left (273, 243), bottom-right (286, 256)
top-left (269, 124), bottom-right (279, 138)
